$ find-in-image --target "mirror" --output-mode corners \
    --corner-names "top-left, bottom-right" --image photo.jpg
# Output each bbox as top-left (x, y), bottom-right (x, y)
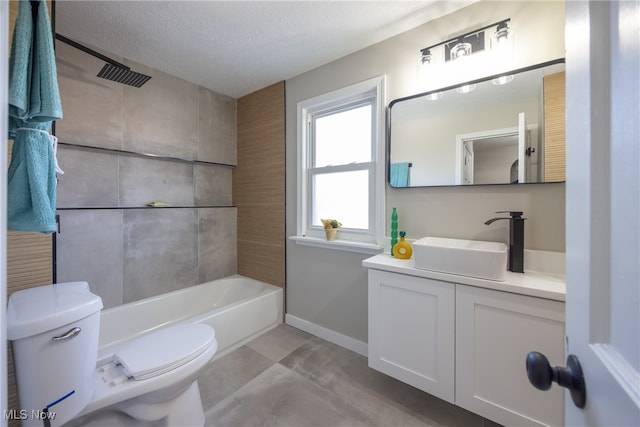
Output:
top-left (388, 59), bottom-right (565, 187)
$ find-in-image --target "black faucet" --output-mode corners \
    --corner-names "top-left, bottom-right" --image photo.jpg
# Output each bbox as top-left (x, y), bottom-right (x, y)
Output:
top-left (484, 211), bottom-right (526, 273)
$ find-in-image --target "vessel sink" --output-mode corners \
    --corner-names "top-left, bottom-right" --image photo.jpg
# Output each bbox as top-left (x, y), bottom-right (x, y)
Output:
top-left (412, 237), bottom-right (508, 281)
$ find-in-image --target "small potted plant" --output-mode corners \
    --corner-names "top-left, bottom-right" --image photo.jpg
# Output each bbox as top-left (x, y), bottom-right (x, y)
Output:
top-left (321, 219), bottom-right (342, 241)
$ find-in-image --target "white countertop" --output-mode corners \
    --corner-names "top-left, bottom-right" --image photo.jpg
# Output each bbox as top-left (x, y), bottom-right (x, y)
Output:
top-left (362, 253), bottom-right (566, 302)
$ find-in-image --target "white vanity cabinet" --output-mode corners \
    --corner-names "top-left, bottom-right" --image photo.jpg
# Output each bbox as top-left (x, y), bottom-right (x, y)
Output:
top-left (368, 269), bottom-right (455, 403)
top-left (365, 254), bottom-right (566, 427)
top-left (455, 284), bottom-right (565, 427)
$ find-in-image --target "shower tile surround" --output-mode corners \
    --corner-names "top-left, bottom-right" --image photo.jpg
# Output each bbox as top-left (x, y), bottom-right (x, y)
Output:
top-left (54, 41), bottom-right (237, 308)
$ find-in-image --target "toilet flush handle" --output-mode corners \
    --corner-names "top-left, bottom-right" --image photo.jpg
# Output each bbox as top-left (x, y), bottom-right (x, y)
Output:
top-left (52, 327), bottom-right (81, 341)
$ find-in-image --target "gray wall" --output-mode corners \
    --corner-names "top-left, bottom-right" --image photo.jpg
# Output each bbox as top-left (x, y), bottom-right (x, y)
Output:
top-left (54, 41), bottom-right (237, 309)
top-left (286, 1), bottom-right (566, 344)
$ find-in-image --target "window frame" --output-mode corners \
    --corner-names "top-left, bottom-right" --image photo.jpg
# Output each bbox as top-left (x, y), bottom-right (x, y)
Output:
top-left (295, 76), bottom-right (386, 252)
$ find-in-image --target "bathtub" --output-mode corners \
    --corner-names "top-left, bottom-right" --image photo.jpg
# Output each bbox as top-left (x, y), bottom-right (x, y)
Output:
top-left (96, 275), bottom-right (283, 361)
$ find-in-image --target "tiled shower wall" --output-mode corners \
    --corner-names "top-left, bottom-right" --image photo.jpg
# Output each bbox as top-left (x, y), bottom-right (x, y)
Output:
top-left (53, 41), bottom-right (237, 309)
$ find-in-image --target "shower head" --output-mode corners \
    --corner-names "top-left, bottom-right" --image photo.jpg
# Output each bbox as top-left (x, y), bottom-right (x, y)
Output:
top-left (97, 63), bottom-right (151, 88)
top-left (56, 34), bottom-right (152, 88)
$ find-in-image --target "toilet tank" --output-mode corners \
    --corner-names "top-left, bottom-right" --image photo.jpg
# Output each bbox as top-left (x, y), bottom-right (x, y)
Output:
top-left (7, 282), bottom-right (103, 427)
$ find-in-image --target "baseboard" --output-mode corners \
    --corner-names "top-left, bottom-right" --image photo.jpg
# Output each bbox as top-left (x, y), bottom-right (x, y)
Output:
top-left (285, 314), bottom-right (368, 357)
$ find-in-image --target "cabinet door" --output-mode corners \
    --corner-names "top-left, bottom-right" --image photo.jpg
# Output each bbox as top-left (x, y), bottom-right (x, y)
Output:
top-left (368, 270), bottom-right (455, 403)
top-left (456, 285), bottom-right (565, 426)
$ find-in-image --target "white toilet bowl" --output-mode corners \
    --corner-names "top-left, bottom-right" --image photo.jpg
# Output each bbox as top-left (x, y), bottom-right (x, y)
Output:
top-left (7, 282), bottom-right (218, 427)
top-left (79, 323), bottom-right (217, 426)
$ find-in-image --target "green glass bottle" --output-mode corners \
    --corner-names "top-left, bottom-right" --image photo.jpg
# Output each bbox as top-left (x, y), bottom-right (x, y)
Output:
top-left (391, 207), bottom-right (398, 256)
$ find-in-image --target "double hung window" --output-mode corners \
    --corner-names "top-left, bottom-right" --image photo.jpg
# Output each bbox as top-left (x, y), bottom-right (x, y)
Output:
top-left (296, 77), bottom-right (385, 247)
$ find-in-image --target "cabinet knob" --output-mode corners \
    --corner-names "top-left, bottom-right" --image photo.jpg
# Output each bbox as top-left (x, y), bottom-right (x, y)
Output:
top-left (526, 351), bottom-right (586, 408)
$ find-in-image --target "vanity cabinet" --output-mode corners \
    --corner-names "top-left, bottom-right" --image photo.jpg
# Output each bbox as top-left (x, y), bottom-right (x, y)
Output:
top-left (367, 267), bottom-right (565, 426)
top-left (455, 285), bottom-right (565, 426)
top-left (368, 269), bottom-right (455, 403)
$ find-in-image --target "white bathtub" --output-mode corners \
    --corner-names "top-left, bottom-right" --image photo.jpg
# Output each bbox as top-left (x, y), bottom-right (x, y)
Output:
top-left (96, 275), bottom-right (283, 361)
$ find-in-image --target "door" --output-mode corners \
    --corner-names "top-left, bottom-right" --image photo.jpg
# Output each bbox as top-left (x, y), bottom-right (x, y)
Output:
top-left (517, 112), bottom-right (527, 183)
top-left (564, 1), bottom-right (639, 425)
top-left (456, 128), bottom-right (519, 185)
top-left (462, 140), bottom-right (474, 184)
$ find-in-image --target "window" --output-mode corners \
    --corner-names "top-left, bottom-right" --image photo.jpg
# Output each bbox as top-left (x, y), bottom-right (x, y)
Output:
top-left (296, 76), bottom-right (385, 249)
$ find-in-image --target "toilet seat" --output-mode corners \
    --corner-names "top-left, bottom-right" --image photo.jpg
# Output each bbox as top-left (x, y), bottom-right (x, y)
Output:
top-left (113, 323), bottom-right (215, 380)
top-left (76, 323), bottom-right (217, 420)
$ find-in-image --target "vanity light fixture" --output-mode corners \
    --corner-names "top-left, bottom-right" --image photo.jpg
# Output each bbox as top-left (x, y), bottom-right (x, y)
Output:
top-left (419, 19), bottom-right (511, 66)
top-left (425, 92), bottom-right (444, 101)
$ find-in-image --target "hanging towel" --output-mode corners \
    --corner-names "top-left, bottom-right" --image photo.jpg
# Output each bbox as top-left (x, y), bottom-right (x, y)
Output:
top-left (390, 162), bottom-right (411, 187)
top-left (7, 0), bottom-right (63, 233)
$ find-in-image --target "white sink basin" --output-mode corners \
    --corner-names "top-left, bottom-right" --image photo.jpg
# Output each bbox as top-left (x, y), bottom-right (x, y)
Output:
top-left (412, 237), bottom-right (508, 281)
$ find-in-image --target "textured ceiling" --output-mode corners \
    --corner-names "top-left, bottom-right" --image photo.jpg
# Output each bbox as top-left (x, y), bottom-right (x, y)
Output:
top-left (55, 1), bottom-right (474, 98)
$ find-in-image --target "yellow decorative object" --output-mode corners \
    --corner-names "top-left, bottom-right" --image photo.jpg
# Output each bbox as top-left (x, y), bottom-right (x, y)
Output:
top-left (392, 231), bottom-right (413, 259)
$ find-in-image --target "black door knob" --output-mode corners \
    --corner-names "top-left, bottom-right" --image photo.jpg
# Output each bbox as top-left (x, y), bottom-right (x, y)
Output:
top-left (526, 351), bottom-right (587, 408)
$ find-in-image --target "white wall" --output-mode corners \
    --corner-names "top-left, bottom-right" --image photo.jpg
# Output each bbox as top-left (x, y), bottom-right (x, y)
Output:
top-left (286, 1), bottom-right (565, 346)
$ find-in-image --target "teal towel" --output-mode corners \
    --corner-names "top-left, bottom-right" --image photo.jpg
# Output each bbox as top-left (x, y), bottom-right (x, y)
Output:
top-left (390, 162), bottom-right (410, 187)
top-left (7, 0), bottom-right (63, 233)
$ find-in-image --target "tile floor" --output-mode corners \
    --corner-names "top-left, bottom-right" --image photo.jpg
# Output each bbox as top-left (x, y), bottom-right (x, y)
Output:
top-left (203, 324), bottom-right (501, 427)
top-left (66, 324), bottom-right (503, 426)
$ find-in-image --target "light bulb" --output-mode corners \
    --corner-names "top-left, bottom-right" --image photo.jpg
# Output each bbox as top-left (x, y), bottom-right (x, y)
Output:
top-left (425, 92), bottom-right (443, 101)
top-left (456, 84), bottom-right (477, 94)
top-left (451, 42), bottom-right (472, 60)
top-left (492, 75), bottom-right (515, 85)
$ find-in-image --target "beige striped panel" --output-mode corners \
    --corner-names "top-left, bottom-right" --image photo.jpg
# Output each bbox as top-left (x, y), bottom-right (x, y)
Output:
top-left (234, 82), bottom-right (286, 290)
top-left (544, 71), bottom-right (566, 182)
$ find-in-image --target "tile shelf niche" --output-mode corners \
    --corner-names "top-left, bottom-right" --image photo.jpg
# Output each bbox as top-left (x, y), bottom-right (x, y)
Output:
top-left (57, 206), bottom-right (236, 210)
top-left (58, 141), bottom-right (237, 168)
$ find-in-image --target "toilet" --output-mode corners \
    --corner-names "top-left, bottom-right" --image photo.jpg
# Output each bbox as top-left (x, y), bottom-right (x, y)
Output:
top-left (7, 282), bottom-right (218, 427)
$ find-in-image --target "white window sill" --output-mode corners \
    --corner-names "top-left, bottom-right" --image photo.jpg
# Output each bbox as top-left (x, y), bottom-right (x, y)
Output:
top-left (289, 235), bottom-right (383, 255)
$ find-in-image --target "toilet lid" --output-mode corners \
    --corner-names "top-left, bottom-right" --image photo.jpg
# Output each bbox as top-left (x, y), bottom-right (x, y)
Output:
top-left (113, 323), bottom-right (216, 380)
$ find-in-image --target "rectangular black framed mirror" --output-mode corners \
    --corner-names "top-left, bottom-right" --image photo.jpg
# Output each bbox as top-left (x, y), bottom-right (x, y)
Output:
top-left (388, 59), bottom-right (565, 187)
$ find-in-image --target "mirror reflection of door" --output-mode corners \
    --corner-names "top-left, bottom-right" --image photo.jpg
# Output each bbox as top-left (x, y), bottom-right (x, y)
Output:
top-left (518, 112), bottom-right (527, 183)
top-left (462, 141), bottom-right (474, 184)
top-left (457, 128), bottom-right (520, 184)
top-left (457, 119), bottom-right (541, 185)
